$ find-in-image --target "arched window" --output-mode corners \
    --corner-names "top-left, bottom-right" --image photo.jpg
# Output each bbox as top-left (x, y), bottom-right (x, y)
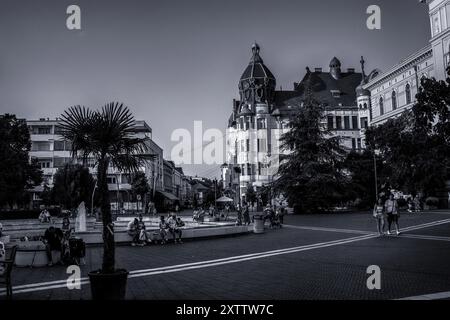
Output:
top-left (391, 91), bottom-right (397, 110)
top-left (405, 83), bottom-right (411, 105)
top-left (379, 97), bottom-right (384, 116)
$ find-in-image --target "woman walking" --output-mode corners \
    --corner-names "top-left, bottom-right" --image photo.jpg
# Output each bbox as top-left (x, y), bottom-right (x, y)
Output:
top-left (373, 198), bottom-right (385, 236)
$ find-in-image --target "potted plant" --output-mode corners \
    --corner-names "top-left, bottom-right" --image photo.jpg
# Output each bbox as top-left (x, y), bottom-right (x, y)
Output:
top-left (59, 103), bottom-right (148, 300)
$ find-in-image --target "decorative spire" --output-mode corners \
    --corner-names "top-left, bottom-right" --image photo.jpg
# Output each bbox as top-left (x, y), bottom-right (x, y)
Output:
top-left (360, 56), bottom-right (366, 84)
top-left (250, 43), bottom-right (263, 63)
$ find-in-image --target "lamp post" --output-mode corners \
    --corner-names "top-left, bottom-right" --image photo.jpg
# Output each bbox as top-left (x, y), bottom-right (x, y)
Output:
top-left (373, 151), bottom-right (378, 200)
top-left (91, 180), bottom-right (98, 220)
top-left (264, 152), bottom-right (273, 206)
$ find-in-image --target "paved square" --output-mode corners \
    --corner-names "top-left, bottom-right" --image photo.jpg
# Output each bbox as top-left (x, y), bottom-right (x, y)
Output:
top-left (2, 210), bottom-right (450, 300)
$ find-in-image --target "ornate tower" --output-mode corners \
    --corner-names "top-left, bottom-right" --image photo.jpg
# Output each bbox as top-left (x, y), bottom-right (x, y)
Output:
top-left (238, 43), bottom-right (276, 115)
top-left (329, 57), bottom-right (342, 80)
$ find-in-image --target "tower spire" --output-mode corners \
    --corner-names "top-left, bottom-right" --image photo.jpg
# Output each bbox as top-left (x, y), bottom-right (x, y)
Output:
top-left (360, 56), bottom-right (366, 84)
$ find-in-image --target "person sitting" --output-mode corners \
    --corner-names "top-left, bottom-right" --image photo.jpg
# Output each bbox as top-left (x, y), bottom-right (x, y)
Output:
top-left (193, 209), bottom-right (205, 223)
top-left (39, 209), bottom-right (51, 223)
top-left (159, 216), bottom-right (168, 245)
top-left (175, 217), bottom-right (185, 243)
top-left (167, 214), bottom-right (184, 243)
top-left (137, 214), bottom-right (151, 246)
top-left (43, 226), bottom-right (64, 266)
top-left (127, 218), bottom-right (139, 246)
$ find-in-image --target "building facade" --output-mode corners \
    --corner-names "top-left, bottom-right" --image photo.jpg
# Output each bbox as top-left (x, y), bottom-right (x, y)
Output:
top-left (27, 118), bottom-right (164, 210)
top-left (362, 0), bottom-right (449, 137)
top-left (223, 44), bottom-right (373, 201)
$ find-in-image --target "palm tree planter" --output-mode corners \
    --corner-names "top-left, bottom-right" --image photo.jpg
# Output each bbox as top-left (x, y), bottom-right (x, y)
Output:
top-left (60, 103), bottom-right (148, 300)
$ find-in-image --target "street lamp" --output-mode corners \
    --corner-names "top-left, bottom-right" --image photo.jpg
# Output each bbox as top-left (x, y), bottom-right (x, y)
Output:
top-left (91, 180), bottom-right (98, 220)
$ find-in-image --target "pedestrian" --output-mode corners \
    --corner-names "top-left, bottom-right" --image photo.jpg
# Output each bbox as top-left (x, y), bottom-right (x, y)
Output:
top-left (236, 205), bottom-right (243, 226)
top-left (243, 204), bottom-right (251, 225)
top-left (413, 195), bottom-right (421, 213)
top-left (137, 214), bottom-right (151, 246)
top-left (175, 216), bottom-right (185, 243)
top-left (373, 198), bottom-right (385, 236)
top-left (159, 215), bottom-right (168, 245)
top-left (127, 218), bottom-right (139, 246)
top-left (385, 194), bottom-right (400, 235)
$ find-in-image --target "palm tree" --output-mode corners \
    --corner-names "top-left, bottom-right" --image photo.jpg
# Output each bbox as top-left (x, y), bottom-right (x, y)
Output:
top-left (59, 103), bottom-right (147, 274)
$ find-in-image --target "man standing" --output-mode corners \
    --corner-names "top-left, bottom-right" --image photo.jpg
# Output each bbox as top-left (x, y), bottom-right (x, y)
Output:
top-left (385, 194), bottom-right (400, 235)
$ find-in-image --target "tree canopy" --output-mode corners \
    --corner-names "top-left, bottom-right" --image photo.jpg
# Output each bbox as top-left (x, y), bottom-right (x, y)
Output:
top-left (274, 83), bottom-right (349, 213)
top-left (365, 69), bottom-right (450, 197)
top-left (0, 114), bottom-right (42, 208)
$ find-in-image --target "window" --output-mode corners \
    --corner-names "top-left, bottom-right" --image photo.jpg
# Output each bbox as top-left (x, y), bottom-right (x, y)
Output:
top-left (107, 176), bottom-right (117, 184)
top-left (391, 91), bottom-right (397, 110)
top-left (352, 116), bottom-right (358, 129)
top-left (432, 12), bottom-right (441, 36)
top-left (405, 83), bottom-right (412, 105)
top-left (258, 162), bottom-right (262, 175)
top-left (444, 40), bottom-right (450, 69)
top-left (344, 116), bottom-right (350, 130)
top-left (357, 138), bottom-right (362, 150)
top-left (360, 117), bottom-right (368, 129)
top-left (257, 138), bottom-right (266, 153)
top-left (246, 163), bottom-right (252, 176)
top-left (32, 142), bottom-right (51, 151)
top-left (330, 90), bottom-right (341, 98)
top-left (352, 138), bottom-right (356, 150)
top-left (246, 139), bottom-right (250, 152)
top-left (53, 157), bottom-right (70, 168)
top-left (379, 97), bottom-right (384, 116)
top-left (336, 116), bottom-right (342, 129)
top-left (327, 116), bottom-right (334, 130)
top-left (257, 118), bottom-right (266, 130)
top-left (54, 141), bottom-right (64, 151)
top-left (244, 117), bottom-right (251, 130)
top-left (38, 127), bottom-right (51, 134)
top-left (39, 160), bottom-right (51, 168)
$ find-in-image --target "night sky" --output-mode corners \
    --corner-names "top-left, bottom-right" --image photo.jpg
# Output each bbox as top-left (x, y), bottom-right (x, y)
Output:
top-left (0, 0), bottom-right (430, 177)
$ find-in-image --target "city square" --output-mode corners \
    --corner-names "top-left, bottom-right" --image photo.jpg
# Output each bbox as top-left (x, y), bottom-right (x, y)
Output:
top-left (1, 0), bottom-right (450, 306)
top-left (1, 210), bottom-right (450, 300)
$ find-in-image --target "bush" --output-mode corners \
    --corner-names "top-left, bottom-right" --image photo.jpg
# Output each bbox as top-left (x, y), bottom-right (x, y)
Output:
top-left (425, 197), bottom-right (439, 207)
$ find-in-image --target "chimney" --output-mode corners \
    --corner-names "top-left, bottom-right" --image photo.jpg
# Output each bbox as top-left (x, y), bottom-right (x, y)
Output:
top-left (314, 68), bottom-right (322, 73)
top-left (347, 68), bottom-right (355, 73)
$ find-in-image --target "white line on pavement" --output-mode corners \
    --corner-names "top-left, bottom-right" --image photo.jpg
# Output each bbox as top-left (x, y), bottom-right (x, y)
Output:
top-left (397, 291), bottom-right (450, 300)
top-left (398, 234), bottom-right (450, 242)
top-left (284, 225), bottom-right (374, 235)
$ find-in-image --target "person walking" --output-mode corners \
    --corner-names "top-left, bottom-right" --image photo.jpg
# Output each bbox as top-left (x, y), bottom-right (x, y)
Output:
top-left (243, 204), bottom-right (251, 226)
top-left (385, 194), bottom-right (400, 235)
top-left (373, 198), bottom-right (385, 236)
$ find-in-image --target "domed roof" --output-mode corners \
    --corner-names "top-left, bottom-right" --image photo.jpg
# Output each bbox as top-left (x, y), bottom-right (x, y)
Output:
top-left (329, 57), bottom-right (341, 68)
top-left (240, 43), bottom-right (276, 81)
top-left (356, 84), bottom-right (370, 97)
top-left (239, 104), bottom-right (253, 116)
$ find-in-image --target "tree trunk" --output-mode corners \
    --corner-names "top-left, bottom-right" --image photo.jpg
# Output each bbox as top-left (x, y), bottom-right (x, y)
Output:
top-left (98, 157), bottom-right (115, 273)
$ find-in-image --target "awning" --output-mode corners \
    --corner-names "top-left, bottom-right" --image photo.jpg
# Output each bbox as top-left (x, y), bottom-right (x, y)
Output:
top-left (157, 191), bottom-right (179, 201)
top-left (216, 196), bottom-right (234, 203)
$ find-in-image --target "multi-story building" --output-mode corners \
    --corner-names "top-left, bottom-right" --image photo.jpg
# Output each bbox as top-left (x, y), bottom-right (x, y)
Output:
top-left (363, 0), bottom-right (449, 130)
top-left (27, 118), bottom-right (164, 210)
top-left (223, 43), bottom-right (373, 201)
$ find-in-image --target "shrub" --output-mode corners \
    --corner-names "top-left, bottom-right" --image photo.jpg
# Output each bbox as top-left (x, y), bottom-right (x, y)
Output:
top-left (425, 197), bottom-right (439, 207)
